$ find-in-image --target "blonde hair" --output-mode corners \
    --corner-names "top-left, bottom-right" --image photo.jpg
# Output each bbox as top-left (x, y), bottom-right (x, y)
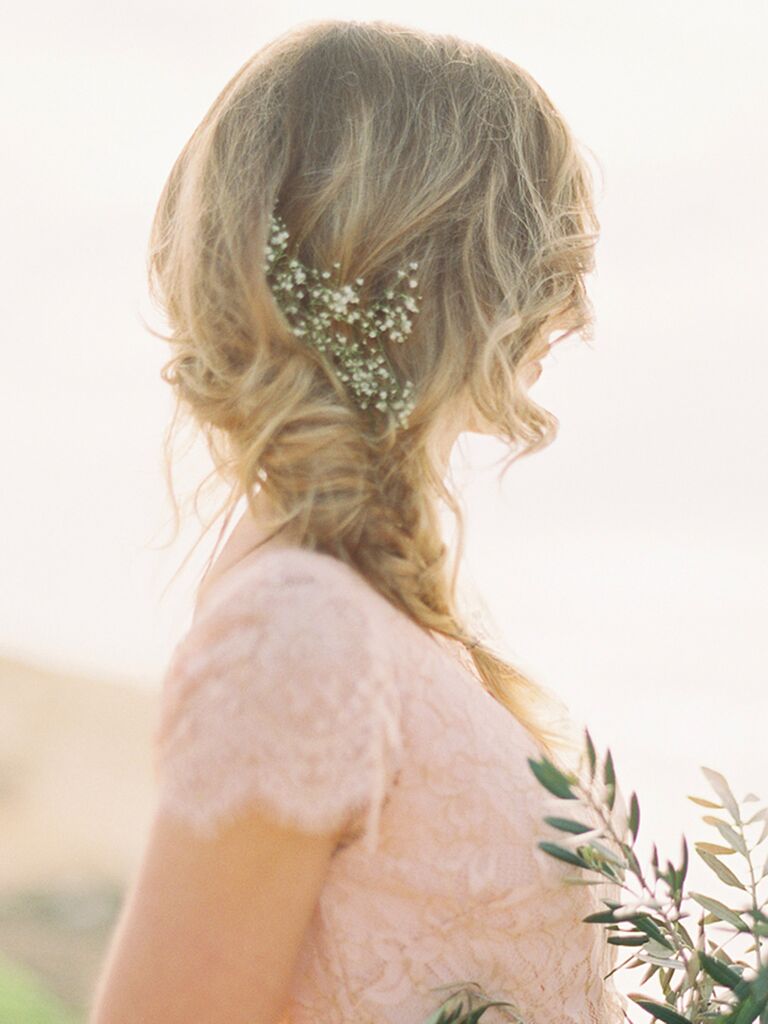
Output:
top-left (147, 18), bottom-right (602, 768)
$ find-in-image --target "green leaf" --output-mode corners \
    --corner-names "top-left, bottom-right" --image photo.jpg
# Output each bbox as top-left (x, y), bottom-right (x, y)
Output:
top-left (464, 1000), bottom-right (523, 1023)
top-left (636, 945), bottom-right (684, 970)
top-left (744, 807), bottom-right (768, 826)
top-left (639, 963), bottom-right (661, 985)
top-left (585, 839), bottom-right (626, 867)
top-left (527, 757), bottom-right (577, 800)
top-left (695, 841), bottom-right (738, 856)
top-left (603, 748), bottom-right (617, 811)
top-left (607, 933), bottom-right (649, 946)
top-left (631, 915), bottom-right (675, 950)
top-left (419, 1004), bottom-right (463, 1024)
top-left (621, 842), bottom-right (642, 876)
top-left (678, 835), bottom-right (689, 889)
top-left (583, 909), bottom-right (619, 923)
top-left (641, 939), bottom-right (678, 959)
top-left (418, 983), bottom-right (514, 1024)
top-left (420, 998), bottom-right (476, 1024)
top-left (594, 861), bottom-right (623, 883)
top-left (628, 791), bottom-right (640, 843)
top-left (673, 920), bottom-right (695, 948)
top-left (696, 848), bottom-right (748, 890)
top-left (688, 795), bottom-right (723, 809)
top-left (584, 727), bottom-right (597, 781)
top-left (543, 816), bottom-right (593, 835)
top-left (537, 841), bottom-right (589, 868)
top-left (731, 992), bottom-right (768, 1024)
top-left (700, 766), bottom-right (740, 821)
top-left (603, 747), bottom-right (615, 787)
top-left (702, 816), bottom-right (748, 856)
top-left (627, 995), bottom-right (692, 1023)
top-left (688, 892), bottom-right (748, 931)
top-left (662, 859), bottom-right (677, 889)
top-left (698, 951), bottom-right (746, 992)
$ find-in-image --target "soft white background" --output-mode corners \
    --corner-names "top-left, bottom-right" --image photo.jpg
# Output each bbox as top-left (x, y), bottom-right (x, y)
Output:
top-left (2, 0), bottom-right (766, 1001)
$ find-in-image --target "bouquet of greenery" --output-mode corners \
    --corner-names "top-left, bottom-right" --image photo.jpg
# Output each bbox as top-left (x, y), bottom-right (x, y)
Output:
top-left (419, 730), bottom-right (768, 1024)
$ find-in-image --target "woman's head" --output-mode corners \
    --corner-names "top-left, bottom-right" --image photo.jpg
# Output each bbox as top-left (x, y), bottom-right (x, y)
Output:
top-left (149, 19), bottom-right (601, 763)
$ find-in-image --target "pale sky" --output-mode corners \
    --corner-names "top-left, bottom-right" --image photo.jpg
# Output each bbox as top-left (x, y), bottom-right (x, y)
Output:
top-left (2, 0), bottom-right (767, 943)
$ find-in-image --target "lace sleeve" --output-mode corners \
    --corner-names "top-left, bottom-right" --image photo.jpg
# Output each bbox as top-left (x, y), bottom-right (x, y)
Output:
top-left (151, 564), bottom-right (405, 853)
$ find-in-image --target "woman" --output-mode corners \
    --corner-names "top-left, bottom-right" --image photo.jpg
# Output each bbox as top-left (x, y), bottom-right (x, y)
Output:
top-left (89, 19), bottom-right (629, 1024)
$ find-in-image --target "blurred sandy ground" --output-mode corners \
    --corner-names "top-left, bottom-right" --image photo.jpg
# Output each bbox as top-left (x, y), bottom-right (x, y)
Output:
top-left (0, 654), bottom-right (159, 1016)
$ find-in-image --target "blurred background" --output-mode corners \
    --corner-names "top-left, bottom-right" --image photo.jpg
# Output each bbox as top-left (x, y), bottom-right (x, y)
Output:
top-left (1, 1), bottom-right (766, 1020)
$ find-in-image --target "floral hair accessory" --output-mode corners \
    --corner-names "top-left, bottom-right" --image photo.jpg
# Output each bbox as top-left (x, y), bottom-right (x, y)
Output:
top-left (263, 211), bottom-right (421, 430)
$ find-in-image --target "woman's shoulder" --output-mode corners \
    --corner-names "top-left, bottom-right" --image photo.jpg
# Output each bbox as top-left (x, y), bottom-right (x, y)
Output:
top-left (155, 543), bottom-right (409, 845)
top-left (191, 544), bottom-right (408, 646)
top-left (195, 544), bottom-right (371, 610)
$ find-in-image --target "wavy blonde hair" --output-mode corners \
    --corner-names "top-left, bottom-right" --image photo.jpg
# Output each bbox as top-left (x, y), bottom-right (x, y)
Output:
top-left (147, 18), bottom-right (602, 768)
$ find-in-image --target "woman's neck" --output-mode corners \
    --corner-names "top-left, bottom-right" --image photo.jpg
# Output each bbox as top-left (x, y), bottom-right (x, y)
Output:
top-left (194, 499), bottom-right (302, 614)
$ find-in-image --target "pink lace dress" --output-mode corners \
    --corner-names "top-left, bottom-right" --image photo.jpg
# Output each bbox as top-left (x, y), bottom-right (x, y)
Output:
top-left (152, 546), bottom-right (630, 1024)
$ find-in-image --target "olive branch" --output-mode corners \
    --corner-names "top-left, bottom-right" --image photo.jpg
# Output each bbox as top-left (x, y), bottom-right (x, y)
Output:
top-left (419, 731), bottom-right (768, 1024)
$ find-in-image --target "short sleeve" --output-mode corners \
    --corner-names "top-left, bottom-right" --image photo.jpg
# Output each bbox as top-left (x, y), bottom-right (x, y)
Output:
top-left (151, 561), bottom-right (405, 853)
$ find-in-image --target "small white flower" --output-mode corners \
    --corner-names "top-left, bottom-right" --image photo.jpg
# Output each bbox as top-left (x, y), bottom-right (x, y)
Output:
top-left (264, 210), bottom-right (419, 428)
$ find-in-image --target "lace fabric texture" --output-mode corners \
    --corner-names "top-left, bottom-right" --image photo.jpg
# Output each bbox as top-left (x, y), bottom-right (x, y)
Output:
top-left (153, 547), bottom-right (631, 1024)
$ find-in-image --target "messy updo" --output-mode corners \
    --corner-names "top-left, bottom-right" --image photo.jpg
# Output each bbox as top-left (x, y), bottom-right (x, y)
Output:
top-left (148, 18), bottom-right (601, 764)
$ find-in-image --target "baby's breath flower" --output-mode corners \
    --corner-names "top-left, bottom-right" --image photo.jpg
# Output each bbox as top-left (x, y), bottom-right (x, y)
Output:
top-left (263, 211), bottom-right (421, 429)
